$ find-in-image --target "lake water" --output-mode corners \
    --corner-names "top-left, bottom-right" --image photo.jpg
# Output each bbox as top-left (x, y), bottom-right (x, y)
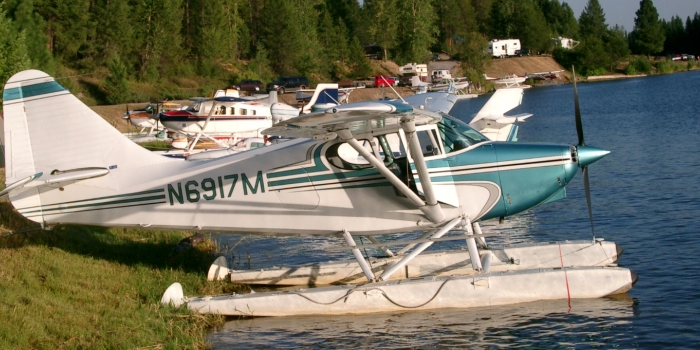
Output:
top-left (209, 71), bottom-right (700, 349)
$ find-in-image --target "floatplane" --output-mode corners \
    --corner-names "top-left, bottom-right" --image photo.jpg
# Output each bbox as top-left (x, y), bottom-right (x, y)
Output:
top-left (1, 69), bottom-right (635, 317)
top-left (484, 74), bottom-right (528, 88)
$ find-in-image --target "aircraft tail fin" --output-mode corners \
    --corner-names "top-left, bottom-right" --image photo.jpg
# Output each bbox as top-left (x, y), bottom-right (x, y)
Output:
top-left (470, 88), bottom-right (524, 123)
top-left (2, 70), bottom-right (173, 217)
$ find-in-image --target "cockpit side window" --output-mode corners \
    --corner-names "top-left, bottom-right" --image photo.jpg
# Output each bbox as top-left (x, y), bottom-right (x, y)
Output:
top-left (437, 114), bottom-right (490, 153)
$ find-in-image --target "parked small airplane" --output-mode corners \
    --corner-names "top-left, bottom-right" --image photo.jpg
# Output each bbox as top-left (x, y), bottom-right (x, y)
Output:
top-left (123, 101), bottom-right (182, 135)
top-left (484, 74), bottom-right (527, 88)
top-left (2, 69), bottom-right (633, 317)
top-left (525, 70), bottom-right (565, 81)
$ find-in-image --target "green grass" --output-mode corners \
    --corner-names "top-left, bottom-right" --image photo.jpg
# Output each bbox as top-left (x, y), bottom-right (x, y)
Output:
top-left (0, 171), bottom-right (244, 349)
top-left (138, 139), bottom-right (173, 151)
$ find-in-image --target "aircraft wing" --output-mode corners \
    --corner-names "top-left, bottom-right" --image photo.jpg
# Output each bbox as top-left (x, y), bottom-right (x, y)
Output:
top-left (471, 88), bottom-right (524, 123)
top-left (263, 100), bottom-right (441, 139)
top-left (402, 92), bottom-right (458, 114)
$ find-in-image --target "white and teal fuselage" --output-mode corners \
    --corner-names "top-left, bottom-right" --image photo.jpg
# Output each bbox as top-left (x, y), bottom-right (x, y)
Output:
top-left (2, 70), bottom-right (605, 237)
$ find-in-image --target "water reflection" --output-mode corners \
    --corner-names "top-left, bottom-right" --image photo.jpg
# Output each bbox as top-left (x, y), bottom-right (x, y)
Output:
top-left (211, 296), bottom-right (635, 349)
top-left (212, 213), bottom-right (538, 272)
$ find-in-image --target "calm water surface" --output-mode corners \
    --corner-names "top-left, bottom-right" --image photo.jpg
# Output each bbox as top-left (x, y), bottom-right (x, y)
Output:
top-left (210, 71), bottom-right (700, 348)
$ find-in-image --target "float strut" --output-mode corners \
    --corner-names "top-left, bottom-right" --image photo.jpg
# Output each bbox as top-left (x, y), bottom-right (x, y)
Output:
top-left (366, 236), bottom-right (395, 257)
top-left (395, 230), bottom-right (433, 256)
top-left (378, 216), bottom-right (462, 281)
top-left (343, 230), bottom-right (376, 282)
top-left (472, 222), bottom-right (488, 248)
top-left (464, 218), bottom-right (483, 271)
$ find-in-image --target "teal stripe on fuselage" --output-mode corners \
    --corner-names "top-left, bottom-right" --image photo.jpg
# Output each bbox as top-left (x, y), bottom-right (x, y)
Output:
top-left (3, 81), bottom-right (66, 101)
top-left (268, 168), bottom-right (380, 187)
top-left (267, 145), bottom-right (328, 179)
top-left (492, 142), bottom-right (569, 163)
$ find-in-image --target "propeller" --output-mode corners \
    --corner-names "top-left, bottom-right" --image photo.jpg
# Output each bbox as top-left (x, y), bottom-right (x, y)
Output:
top-left (571, 66), bottom-right (609, 239)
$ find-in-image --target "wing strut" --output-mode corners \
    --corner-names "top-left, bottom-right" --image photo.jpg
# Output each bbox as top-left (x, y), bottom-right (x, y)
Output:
top-left (336, 129), bottom-right (445, 223)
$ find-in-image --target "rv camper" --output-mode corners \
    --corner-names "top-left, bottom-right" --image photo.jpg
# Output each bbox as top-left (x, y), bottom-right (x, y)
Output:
top-left (488, 39), bottom-right (521, 58)
top-left (398, 63), bottom-right (428, 86)
top-left (552, 37), bottom-right (580, 49)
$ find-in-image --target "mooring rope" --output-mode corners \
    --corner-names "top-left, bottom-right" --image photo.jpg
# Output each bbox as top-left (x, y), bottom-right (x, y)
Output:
top-left (558, 244), bottom-right (572, 311)
top-left (0, 226), bottom-right (43, 238)
top-left (290, 278), bottom-right (452, 309)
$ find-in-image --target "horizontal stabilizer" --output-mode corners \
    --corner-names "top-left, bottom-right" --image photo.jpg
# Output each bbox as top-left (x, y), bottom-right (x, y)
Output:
top-left (494, 113), bottom-right (533, 124)
top-left (0, 172), bottom-right (43, 200)
top-left (0, 167), bottom-right (108, 200)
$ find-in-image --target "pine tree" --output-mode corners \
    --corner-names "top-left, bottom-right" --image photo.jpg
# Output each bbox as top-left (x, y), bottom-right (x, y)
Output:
top-left (91, 0), bottom-right (134, 65)
top-left (578, 0), bottom-right (607, 39)
top-left (396, 0), bottom-right (437, 63)
top-left (103, 56), bottom-right (130, 104)
top-left (367, 0), bottom-right (399, 61)
top-left (133, 0), bottom-right (183, 81)
top-left (605, 25), bottom-right (630, 71)
top-left (11, 0), bottom-right (53, 71)
top-left (435, 0), bottom-right (478, 55)
top-left (631, 0), bottom-right (665, 57)
top-left (35, 0), bottom-right (92, 62)
top-left (0, 3), bottom-right (31, 93)
top-left (471, 0), bottom-right (494, 35)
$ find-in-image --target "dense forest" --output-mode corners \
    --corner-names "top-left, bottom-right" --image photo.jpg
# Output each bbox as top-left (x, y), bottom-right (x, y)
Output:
top-left (0, 0), bottom-right (698, 105)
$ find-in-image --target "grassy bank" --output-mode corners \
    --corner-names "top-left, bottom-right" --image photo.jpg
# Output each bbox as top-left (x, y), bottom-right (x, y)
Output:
top-left (0, 171), bottom-right (241, 349)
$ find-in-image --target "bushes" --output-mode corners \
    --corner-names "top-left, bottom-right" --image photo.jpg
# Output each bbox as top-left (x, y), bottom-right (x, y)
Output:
top-left (626, 57), bottom-right (653, 74)
top-left (654, 59), bottom-right (683, 74)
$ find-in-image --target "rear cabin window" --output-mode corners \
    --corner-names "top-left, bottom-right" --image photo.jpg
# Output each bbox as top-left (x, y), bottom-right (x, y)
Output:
top-left (326, 138), bottom-right (384, 170)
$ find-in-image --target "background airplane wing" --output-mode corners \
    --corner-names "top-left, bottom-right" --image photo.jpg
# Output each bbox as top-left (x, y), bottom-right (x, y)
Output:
top-left (263, 101), bottom-right (441, 139)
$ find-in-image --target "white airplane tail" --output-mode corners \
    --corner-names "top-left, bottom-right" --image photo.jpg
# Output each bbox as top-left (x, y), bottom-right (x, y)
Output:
top-left (1, 70), bottom-right (174, 220)
top-left (469, 88), bottom-right (532, 142)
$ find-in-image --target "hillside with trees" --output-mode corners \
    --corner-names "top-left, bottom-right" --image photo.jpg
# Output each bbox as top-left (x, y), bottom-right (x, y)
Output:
top-left (0, 0), bottom-right (697, 106)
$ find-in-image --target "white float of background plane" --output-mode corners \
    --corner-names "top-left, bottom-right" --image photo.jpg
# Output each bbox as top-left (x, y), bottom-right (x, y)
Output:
top-left (1, 70), bottom-right (635, 317)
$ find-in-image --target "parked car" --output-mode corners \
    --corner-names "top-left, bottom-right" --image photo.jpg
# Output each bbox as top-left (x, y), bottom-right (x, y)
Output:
top-left (671, 54), bottom-right (682, 61)
top-left (266, 76), bottom-right (310, 94)
top-left (232, 80), bottom-right (264, 92)
top-left (374, 75), bottom-right (395, 88)
top-left (390, 77), bottom-right (400, 87)
top-left (681, 54), bottom-right (695, 61)
top-left (516, 48), bottom-right (531, 57)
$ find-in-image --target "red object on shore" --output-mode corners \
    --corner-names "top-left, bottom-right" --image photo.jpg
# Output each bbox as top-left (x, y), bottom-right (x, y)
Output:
top-left (374, 75), bottom-right (395, 87)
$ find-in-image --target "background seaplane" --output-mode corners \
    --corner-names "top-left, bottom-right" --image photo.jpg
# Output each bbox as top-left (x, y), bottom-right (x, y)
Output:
top-left (122, 101), bottom-right (182, 135)
top-left (2, 69), bottom-right (634, 317)
top-left (525, 70), bottom-right (565, 82)
top-left (484, 73), bottom-right (528, 88)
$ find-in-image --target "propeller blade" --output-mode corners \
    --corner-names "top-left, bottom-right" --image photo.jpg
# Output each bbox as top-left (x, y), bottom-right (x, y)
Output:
top-left (572, 66), bottom-right (585, 146)
top-left (582, 166), bottom-right (596, 238)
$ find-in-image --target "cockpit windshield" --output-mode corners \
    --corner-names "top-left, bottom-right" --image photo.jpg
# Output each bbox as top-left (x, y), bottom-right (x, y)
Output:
top-left (187, 101), bottom-right (202, 113)
top-left (437, 113), bottom-right (490, 153)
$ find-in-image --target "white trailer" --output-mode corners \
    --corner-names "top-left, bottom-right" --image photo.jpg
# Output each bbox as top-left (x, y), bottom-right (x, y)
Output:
top-left (552, 36), bottom-right (580, 49)
top-left (488, 39), bottom-right (521, 58)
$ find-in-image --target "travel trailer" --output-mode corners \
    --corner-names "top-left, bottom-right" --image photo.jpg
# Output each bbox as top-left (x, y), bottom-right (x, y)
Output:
top-left (488, 39), bottom-right (521, 58)
top-left (552, 36), bottom-right (580, 49)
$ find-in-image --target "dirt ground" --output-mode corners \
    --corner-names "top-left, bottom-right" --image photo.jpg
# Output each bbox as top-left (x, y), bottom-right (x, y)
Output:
top-left (485, 56), bottom-right (571, 81)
